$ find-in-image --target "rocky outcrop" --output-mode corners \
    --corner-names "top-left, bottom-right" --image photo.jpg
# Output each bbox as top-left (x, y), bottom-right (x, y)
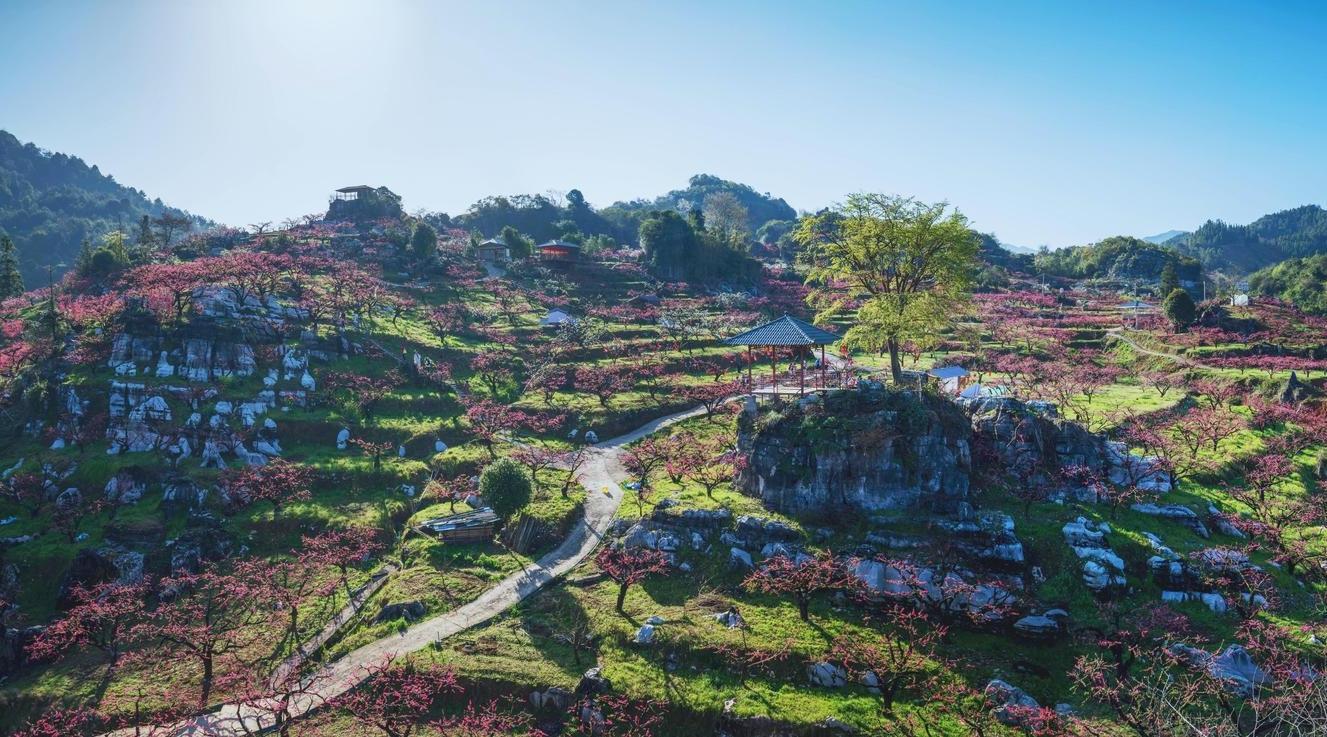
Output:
top-left (968, 397), bottom-right (1107, 476)
top-left (1130, 503), bottom-right (1210, 538)
top-left (1062, 517), bottom-right (1126, 593)
top-left (169, 512), bottom-right (235, 574)
top-left (985, 679), bottom-right (1042, 726)
top-left (57, 548), bottom-right (122, 608)
top-left (1168, 643), bottom-right (1271, 696)
top-left (737, 389), bottom-right (972, 515)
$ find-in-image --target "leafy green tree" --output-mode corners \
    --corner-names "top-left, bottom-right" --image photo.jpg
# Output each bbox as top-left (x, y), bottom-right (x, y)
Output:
top-left (87, 231), bottom-right (131, 277)
top-left (1159, 260), bottom-right (1179, 296)
top-left (639, 210), bottom-right (697, 280)
top-left (479, 458), bottom-right (533, 520)
top-left (410, 221), bottom-right (438, 260)
top-left (0, 235), bottom-right (24, 298)
top-left (135, 215), bottom-right (155, 250)
top-left (499, 225), bottom-right (532, 259)
top-left (702, 191), bottom-right (750, 242)
top-left (796, 194), bottom-right (979, 382)
top-left (1163, 287), bottom-right (1197, 331)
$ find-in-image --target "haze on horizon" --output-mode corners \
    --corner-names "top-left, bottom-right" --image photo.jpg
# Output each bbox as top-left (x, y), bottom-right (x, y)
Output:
top-left (3, 0), bottom-right (1326, 248)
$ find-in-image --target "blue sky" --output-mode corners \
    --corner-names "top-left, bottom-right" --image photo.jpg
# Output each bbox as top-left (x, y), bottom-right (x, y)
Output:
top-left (3, 0), bottom-right (1325, 247)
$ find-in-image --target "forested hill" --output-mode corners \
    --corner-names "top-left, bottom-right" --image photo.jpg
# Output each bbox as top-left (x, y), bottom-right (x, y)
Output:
top-left (609, 173), bottom-right (797, 233)
top-left (1033, 235), bottom-right (1202, 283)
top-left (1168, 204), bottom-right (1327, 273)
top-left (0, 130), bottom-right (211, 283)
top-left (436, 173), bottom-right (800, 254)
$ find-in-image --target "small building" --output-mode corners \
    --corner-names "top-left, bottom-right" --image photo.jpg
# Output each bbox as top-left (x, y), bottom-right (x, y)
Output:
top-left (416, 507), bottom-right (500, 544)
top-left (476, 237), bottom-right (510, 263)
top-left (536, 239), bottom-right (580, 263)
top-left (540, 309), bottom-right (578, 328)
top-left (927, 365), bottom-right (970, 394)
top-left (332, 185), bottom-right (373, 202)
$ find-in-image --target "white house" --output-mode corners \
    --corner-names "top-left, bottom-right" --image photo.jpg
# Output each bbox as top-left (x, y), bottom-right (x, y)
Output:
top-left (927, 365), bottom-right (970, 394)
top-left (539, 309), bottom-right (578, 328)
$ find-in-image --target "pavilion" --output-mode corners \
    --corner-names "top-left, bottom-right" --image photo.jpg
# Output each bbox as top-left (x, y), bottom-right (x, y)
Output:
top-left (723, 314), bottom-right (842, 395)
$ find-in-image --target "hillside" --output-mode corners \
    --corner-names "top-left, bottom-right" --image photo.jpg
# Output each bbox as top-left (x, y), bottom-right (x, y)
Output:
top-left (1033, 235), bottom-right (1202, 285)
top-left (1170, 204), bottom-right (1327, 273)
top-left (1249, 252), bottom-right (1327, 314)
top-left (1, 196), bottom-right (1325, 736)
top-left (602, 174), bottom-right (797, 241)
top-left (0, 131), bottom-right (211, 283)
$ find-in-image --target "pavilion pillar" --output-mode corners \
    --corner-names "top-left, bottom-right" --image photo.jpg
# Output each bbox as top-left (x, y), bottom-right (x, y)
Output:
top-left (746, 346), bottom-right (752, 386)
top-left (769, 346), bottom-right (777, 388)
top-left (799, 350), bottom-right (805, 395)
top-left (820, 345), bottom-right (826, 388)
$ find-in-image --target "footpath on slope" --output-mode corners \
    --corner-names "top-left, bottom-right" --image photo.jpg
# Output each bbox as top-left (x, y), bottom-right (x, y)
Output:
top-left (119, 403), bottom-right (710, 737)
top-left (1106, 328), bottom-right (1211, 370)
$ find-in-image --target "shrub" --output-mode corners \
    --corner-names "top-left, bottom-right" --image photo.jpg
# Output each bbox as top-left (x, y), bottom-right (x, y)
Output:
top-left (479, 457), bottom-right (533, 519)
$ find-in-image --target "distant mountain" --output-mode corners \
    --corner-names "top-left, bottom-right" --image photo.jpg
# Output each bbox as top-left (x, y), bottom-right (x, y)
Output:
top-left (996, 242), bottom-right (1045, 255)
top-left (1142, 229), bottom-right (1187, 244)
top-left (1168, 204), bottom-right (1327, 273)
top-left (0, 130), bottom-right (211, 283)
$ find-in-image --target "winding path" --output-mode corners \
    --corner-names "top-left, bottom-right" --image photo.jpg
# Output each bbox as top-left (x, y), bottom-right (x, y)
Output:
top-left (1106, 328), bottom-right (1211, 370)
top-left (135, 403), bottom-right (709, 736)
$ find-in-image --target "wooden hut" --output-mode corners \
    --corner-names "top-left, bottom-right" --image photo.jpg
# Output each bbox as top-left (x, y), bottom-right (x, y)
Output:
top-left (416, 507), bottom-right (500, 544)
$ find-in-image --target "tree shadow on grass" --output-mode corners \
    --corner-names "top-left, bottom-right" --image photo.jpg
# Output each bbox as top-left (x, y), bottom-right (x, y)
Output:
top-left (514, 584), bottom-right (599, 680)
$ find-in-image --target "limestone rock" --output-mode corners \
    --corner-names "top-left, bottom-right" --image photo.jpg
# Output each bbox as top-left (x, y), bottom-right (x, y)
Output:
top-left (807, 661), bottom-right (848, 688)
top-left (737, 391), bottom-right (972, 515)
top-left (1131, 503), bottom-right (1210, 538)
top-left (985, 679), bottom-right (1041, 726)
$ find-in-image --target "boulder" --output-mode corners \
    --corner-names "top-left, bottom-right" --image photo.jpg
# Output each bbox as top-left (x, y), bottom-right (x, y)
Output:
top-left (0, 625), bottom-right (43, 677)
top-left (529, 686), bottom-right (573, 712)
top-left (1167, 643), bottom-right (1271, 696)
top-left (713, 609), bottom-right (746, 628)
top-left (162, 477), bottom-right (208, 513)
top-left (376, 600), bottom-right (426, 623)
top-left (807, 661), bottom-right (848, 688)
top-left (729, 547), bottom-right (754, 569)
top-left (104, 470), bottom-right (147, 506)
top-left (1013, 614), bottom-right (1060, 639)
top-left (57, 549), bottom-right (121, 608)
top-left (576, 667), bottom-right (611, 696)
top-left (985, 679), bottom-right (1041, 726)
top-left (634, 624), bottom-right (656, 645)
top-left (735, 515), bottom-right (800, 543)
top-left (169, 513), bottom-right (235, 573)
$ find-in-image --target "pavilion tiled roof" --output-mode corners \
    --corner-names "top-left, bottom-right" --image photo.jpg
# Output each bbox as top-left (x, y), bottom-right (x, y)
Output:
top-left (723, 314), bottom-right (842, 346)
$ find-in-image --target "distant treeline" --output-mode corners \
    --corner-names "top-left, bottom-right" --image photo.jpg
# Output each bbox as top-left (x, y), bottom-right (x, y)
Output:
top-left (0, 130), bottom-right (210, 282)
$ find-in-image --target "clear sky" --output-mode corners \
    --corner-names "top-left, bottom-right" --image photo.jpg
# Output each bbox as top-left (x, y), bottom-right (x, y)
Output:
top-left (3, 0), bottom-right (1326, 248)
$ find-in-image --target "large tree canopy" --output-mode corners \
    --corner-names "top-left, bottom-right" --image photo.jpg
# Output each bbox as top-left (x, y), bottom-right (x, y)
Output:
top-left (796, 194), bottom-right (979, 382)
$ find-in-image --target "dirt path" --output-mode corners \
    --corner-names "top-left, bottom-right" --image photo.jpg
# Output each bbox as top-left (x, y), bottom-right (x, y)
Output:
top-left (1107, 328), bottom-right (1212, 370)
top-left (132, 403), bottom-right (710, 737)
